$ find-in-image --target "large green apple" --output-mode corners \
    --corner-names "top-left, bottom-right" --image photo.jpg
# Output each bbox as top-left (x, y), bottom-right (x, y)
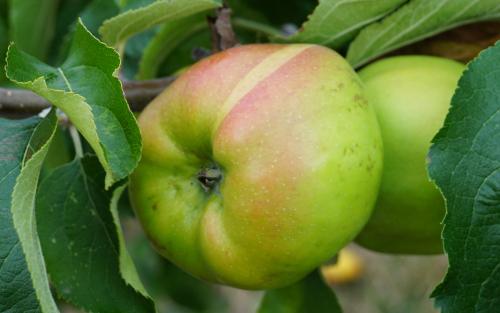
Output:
top-left (356, 56), bottom-right (465, 254)
top-left (129, 44), bottom-right (383, 289)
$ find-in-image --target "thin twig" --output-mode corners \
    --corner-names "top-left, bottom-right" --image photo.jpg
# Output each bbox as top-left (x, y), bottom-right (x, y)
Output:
top-left (0, 76), bottom-right (175, 115)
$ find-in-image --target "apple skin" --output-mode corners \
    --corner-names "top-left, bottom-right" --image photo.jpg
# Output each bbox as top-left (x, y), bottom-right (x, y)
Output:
top-left (129, 44), bottom-right (383, 289)
top-left (355, 56), bottom-right (465, 254)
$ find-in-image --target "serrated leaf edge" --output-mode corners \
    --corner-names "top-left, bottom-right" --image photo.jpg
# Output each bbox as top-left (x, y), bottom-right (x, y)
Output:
top-left (99, 0), bottom-right (222, 47)
top-left (347, 1), bottom-right (500, 68)
top-left (10, 110), bottom-right (59, 313)
top-left (110, 182), bottom-right (151, 297)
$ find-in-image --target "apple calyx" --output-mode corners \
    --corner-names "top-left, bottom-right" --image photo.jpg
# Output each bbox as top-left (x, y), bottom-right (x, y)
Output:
top-left (197, 164), bottom-right (223, 192)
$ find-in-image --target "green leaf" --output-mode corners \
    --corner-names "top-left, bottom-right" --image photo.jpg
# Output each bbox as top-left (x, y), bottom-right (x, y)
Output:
top-left (258, 270), bottom-right (342, 313)
top-left (8, 0), bottom-right (59, 60)
top-left (276, 0), bottom-right (406, 50)
top-left (0, 110), bottom-right (59, 313)
top-left (36, 156), bottom-right (156, 313)
top-left (111, 183), bottom-right (150, 297)
top-left (347, 0), bottom-right (500, 68)
top-left (137, 13), bottom-right (206, 80)
top-left (6, 20), bottom-right (142, 188)
top-left (99, 0), bottom-right (222, 48)
top-left (428, 41), bottom-right (500, 312)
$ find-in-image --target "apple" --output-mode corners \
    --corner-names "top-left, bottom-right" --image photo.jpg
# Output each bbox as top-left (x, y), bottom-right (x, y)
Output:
top-left (129, 44), bottom-right (383, 289)
top-left (355, 55), bottom-right (465, 254)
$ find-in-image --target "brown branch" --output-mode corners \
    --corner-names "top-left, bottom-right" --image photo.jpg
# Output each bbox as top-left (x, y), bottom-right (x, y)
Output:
top-left (0, 76), bottom-right (175, 115)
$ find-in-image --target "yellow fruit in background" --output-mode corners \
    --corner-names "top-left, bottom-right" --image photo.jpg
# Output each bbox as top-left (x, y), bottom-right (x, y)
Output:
top-left (321, 249), bottom-right (363, 285)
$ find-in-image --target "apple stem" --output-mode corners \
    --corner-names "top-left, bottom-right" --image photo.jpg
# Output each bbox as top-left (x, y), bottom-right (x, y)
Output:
top-left (208, 4), bottom-right (239, 53)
